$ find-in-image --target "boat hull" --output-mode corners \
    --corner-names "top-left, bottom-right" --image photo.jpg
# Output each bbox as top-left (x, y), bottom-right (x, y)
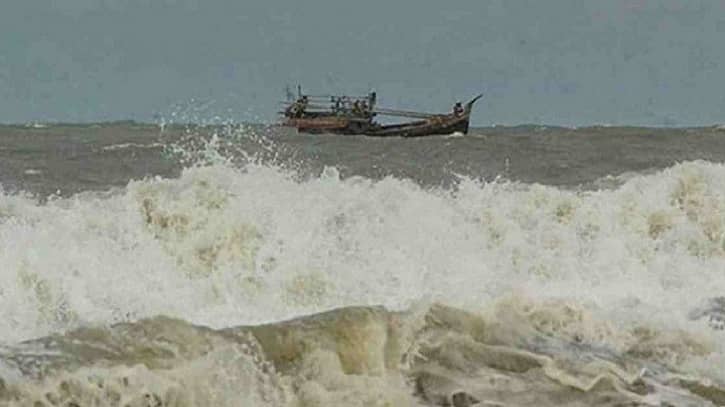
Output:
top-left (365, 114), bottom-right (470, 138)
top-left (281, 94), bottom-right (481, 138)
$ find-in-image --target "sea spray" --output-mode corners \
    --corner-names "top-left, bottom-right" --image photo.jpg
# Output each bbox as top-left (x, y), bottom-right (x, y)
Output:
top-left (2, 160), bottom-right (725, 341)
top-left (3, 138), bottom-right (725, 404)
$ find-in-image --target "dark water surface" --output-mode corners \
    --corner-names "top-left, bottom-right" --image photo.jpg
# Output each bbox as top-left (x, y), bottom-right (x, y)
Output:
top-left (3, 123), bottom-right (725, 196)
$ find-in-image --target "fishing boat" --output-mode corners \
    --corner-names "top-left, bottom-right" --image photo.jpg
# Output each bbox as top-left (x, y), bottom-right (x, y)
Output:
top-left (280, 87), bottom-right (482, 137)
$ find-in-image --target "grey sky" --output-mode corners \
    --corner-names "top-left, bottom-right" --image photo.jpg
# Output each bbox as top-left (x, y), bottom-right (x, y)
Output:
top-left (1, 0), bottom-right (724, 125)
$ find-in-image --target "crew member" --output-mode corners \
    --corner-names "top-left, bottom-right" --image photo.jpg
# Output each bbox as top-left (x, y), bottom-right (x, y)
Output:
top-left (294, 96), bottom-right (308, 117)
top-left (453, 102), bottom-right (464, 116)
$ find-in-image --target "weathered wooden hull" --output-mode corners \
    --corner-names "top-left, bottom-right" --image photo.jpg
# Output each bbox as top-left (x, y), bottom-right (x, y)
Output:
top-left (286, 113), bottom-right (470, 137)
top-left (281, 94), bottom-right (481, 138)
top-left (284, 116), bottom-right (352, 133)
top-left (365, 114), bottom-right (470, 138)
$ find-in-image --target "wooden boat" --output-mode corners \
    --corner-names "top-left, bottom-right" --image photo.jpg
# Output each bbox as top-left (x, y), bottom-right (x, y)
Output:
top-left (280, 88), bottom-right (482, 137)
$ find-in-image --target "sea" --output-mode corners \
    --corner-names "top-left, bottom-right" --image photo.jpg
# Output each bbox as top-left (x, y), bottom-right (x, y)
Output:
top-left (1, 122), bottom-right (725, 406)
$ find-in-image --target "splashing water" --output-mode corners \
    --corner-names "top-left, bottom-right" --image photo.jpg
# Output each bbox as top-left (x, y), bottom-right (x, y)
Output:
top-left (2, 127), bottom-right (725, 405)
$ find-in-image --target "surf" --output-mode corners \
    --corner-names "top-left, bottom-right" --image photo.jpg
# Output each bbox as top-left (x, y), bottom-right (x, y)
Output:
top-left (2, 151), bottom-right (725, 404)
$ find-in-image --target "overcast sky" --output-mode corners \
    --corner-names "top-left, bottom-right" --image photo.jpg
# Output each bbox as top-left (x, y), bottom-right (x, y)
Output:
top-left (1, 0), bottom-right (724, 125)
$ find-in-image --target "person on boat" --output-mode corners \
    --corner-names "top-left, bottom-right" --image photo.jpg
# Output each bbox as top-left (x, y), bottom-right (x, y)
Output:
top-left (291, 96), bottom-right (308, 118)
top-left (286, 103), bottom-right (299, 118)
top-left (453, 102), bottom-right (464, 116)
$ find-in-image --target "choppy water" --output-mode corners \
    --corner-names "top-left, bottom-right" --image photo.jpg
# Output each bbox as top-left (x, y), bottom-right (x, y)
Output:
top-left (2, 123), bottom-right (725, 406)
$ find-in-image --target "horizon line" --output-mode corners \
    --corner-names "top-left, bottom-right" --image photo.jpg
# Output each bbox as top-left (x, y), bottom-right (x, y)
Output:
top-left (2, 120), bottom-right (725, 130)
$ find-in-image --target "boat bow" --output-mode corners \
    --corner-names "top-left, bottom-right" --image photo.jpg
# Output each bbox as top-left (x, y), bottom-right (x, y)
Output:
top-left (465, 94), bottom-right (484, 114)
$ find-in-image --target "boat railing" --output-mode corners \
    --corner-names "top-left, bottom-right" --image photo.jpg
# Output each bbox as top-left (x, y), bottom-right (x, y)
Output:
top-left (281, 91), bottom-right (481, 120)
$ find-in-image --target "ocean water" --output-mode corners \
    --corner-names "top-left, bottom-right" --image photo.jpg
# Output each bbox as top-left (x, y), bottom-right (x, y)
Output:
top-left (2, 123), bottom-right (725, 406)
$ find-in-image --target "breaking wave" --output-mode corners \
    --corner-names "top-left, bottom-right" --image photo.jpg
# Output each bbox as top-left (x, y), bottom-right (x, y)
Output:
top-left (2, 136), bottom-right (725, 404)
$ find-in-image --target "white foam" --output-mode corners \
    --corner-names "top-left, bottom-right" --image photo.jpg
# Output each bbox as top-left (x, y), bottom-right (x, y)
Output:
top-left (1, 159), bottom-right (725, 360)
